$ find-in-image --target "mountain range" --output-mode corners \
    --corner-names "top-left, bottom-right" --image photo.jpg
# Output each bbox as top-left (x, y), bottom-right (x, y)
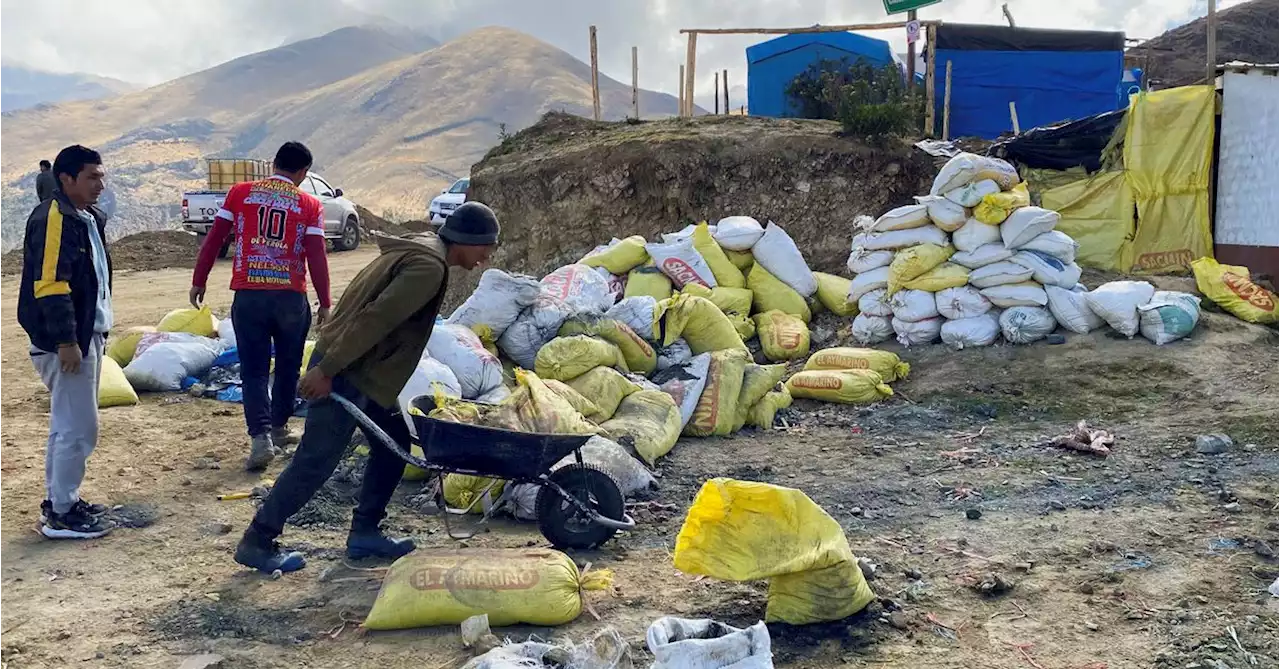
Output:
top-left (0, 24), bottom-right (685, 250)
top-left (1, 64), bottom-right (139, 112)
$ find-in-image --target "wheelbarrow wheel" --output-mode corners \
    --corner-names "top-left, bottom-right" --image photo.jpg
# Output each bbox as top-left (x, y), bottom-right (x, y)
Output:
top-left (536, 464), bottom-right (624, 550)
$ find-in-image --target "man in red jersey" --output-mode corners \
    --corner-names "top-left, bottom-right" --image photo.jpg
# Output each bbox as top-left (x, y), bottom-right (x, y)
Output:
top-left (189, 142), bottom-right (332, 472)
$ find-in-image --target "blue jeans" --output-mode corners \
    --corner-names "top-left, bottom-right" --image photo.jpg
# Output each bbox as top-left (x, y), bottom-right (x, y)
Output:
top-left (231, 290), bottom-right (311, 437)
top-left (250, 351), bottom-right (413, 539)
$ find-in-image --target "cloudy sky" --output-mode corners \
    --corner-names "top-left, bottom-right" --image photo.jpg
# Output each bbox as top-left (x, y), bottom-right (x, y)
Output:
top-left (0, 0), bottom-right (1239, 95)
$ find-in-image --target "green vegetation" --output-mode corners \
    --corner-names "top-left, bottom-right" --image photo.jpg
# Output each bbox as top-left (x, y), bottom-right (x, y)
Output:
top-left (786, 58), bottom-right (924, 138)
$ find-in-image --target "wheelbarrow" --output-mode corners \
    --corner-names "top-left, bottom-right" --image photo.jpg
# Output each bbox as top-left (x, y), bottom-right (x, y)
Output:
top-left (330, 392), bottom-right (634, 550)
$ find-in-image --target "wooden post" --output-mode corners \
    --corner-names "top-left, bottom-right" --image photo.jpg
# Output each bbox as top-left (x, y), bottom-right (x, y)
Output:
top-left (631, 46), bottom-right (639, 119)
top-left (1206, 0), bottom-right (1217, 85)
top-left (907, 9), bottom-right (917, 84)
top-left (714, 71), bottom-right (720, 114)
top-left (1009, 101), bottom-right (1020, 134)
top-left (942, 60), bottom-right (953, 141)
top-left (678, 64), bottom-right (685, 116)
top-left (924, 24), bottom-right (936, 136)
top-left (589, 26), bottom-right (601, 121)
top-left (684, 32), bottom-right (697, 117)
top-left (723, 69), bottom-right (729, 114)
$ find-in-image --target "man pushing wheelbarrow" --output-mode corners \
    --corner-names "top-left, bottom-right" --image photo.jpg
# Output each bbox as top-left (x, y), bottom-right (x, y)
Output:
top-left (233, 202), bottom-right (500, 574)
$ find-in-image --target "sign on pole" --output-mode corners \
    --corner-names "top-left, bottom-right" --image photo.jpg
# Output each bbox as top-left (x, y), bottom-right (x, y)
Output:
top-left (883, 0), bottom-right (942, 15)
top-left (906, 19), bottom-right (921, 44)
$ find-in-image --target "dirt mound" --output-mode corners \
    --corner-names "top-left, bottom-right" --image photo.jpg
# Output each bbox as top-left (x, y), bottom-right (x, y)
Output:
top-left (110, 230), bottom-right (202, 273)
top-left (455, 112), bottom-right (935, 307)
top-left (355, 204), bottom-right (411, 238)
top-left (1132, 0), bottom-right (1279, 87)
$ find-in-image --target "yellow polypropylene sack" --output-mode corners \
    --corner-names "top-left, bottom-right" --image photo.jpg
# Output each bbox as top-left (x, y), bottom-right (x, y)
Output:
top-left (98, 356), bottom-right (138, 407)
top-left (600, 390), bottom-right (682, 465)
top-left (805, 347), bottom-right (910, 382)
top-left (157, 305), bottom-right (218, 337)
top-left (684, 349), bottom-right (750, 437)
top-left (1191, 257), bottom-right (1279, 324)
top-left (442, 474), bottom-right (507, 514)
top-left (974, 182), bottom-right (1030, 224)
top-left (673, 479), bottom-right (876, 624)
top-left (753, 310), bottom-right (811, 362)
top-left (534, 335), bottom-right (627, 381)
top-left (886, 244), bottom-right (954, 296)
top-left (786, 369), bottom-right (893, 404)
top-left (812, 272), bottom-right (858, 317)
top-left (364, 549), bottom-right (613, 629)
top-left (470, 324), bottom-right (500, 357)
top-left (544, 380), bottom-right (603, 421)
top-left (582, 235), bottom-right (650, 275)
top-left (106, 326), bottom-right (156, 366)
top-left (747, 263), bottom-right (811, 322)
top-left (300, 340), bottom-right (316, 375)
top-left (725, 248), bottom-right (755, 273)
top-left (902, 262), bottom-right (970, 292)
top-left (693, 222), bottom-right (746, 288)
top-left (624, 263), bottom-right (674, 302)
top-left (559, 316), bottom-right (657, 375)
top-left (681, 283), bottom-right (754, 315)
top-left (747, 387), bottom-right (792, 429)
top-left (661, 294), bottom-right (749, 355)
top-left (402, 444), bottom-right (431, 481)
top-left (728, 313), bottom-right (756, 341)
top-left (566, 367), bottom-right (641, 421)
top-left (496, 369), bottom-right (601, 435)
top-left (734, 363), bottom-right (787, 431)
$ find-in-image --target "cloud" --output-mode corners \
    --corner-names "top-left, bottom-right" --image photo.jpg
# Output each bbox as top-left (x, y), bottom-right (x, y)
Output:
top-left (0, 0), bottom-right (1244, 91)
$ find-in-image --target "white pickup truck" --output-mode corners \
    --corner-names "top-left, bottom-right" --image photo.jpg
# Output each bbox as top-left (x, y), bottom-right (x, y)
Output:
top-left (181, 159), bottom-right (362, 256)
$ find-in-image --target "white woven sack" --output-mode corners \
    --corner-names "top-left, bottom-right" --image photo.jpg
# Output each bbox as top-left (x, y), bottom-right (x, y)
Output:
top-left (951, 243), bottom-right (1014, 269)
top-left (447, 268), bottom-right (542, 338)
top-left (1000, 306), bottom-right (1058, 344)
top-left (981, 282), bottom-right (1049, 308)
top-left (861, 225), bottom-right (949, 251)
top-left (858, 288), bottom-right (894, 317)
top-left (935, 285), bottom-right (992, 320)
top-left (645, 238), bottom-right (718, 289)
top-left (847, 266), bottom-right (890, 301)
top-left (847, 247), bottom-right (894, 274)
top-left (915, 195), bottom-right (968, 232)
top-left (1138, 291), bottom-right (1202, 345)
top-left (969, 261), bottom-right (1034, 289)
top-left (872, 204), bottom-right (931, 232)
top-left (1002, 207), bottom-right (1061, 248)
top-left (952, 218), bottom-right (1002, 252)
top-left (713, 216), bottom-right (765, 251)
top-left (893, 316), bottom-right (943, 347)
top-left (851, 313), bottom-right (894, 345)
top-left (1085, 281), bottom-right (1156, 338)
top-left (941, 313), bottom-right (1000, 350)
top-left (1009, 250), bottom-right (1083, 288)
top-left (753, 221), bottom-right (817, 296)
top-left (1018, 230), bottom-right (1079, 263)
top-left (1044, 284), bottom-right (1105, 334)
top-left (890, 289), bottom-right (940, 322)
top-left (945, 179), bottom-right (1000, 207)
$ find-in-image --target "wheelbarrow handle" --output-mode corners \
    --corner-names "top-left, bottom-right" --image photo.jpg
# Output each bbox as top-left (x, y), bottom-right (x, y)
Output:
top-left (329, 392), bottom-right (432, 471)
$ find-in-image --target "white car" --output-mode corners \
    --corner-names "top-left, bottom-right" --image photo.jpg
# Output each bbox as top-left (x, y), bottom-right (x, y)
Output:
top-left (181, 172), bottom-right (362, 256)
top-left (428, 177), bottom-right (469, 224)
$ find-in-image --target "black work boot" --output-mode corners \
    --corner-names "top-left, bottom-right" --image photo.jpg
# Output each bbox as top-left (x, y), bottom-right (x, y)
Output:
top-left (234, 527), bottom-right (305, 574)
top-left (346, 526), bottom-right (416, 560)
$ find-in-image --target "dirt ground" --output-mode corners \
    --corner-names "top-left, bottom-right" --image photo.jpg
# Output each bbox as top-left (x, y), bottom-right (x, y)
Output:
top-left (2, 249), bottom-right (1277, 669)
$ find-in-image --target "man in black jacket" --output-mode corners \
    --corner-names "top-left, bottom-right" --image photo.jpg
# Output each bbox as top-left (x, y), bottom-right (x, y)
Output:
top-left (17, 145), bottom-right (114, 539)
top-left (36, 160), bottom-right (55, 202)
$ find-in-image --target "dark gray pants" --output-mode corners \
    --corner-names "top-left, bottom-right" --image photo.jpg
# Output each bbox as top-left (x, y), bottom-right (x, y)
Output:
top-left (31, 334), bottom-right (104, 514)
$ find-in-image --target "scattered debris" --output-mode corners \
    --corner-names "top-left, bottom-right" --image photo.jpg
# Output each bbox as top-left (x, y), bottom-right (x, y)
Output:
top-left (973, 572), bottom-right (1016, 597)
top-left (965, 508), bottom-right (983, 520)
top-left (1195, 433), bottom-right (1233, 455)
top-left (1044, 421), bottom-right (1115, 456)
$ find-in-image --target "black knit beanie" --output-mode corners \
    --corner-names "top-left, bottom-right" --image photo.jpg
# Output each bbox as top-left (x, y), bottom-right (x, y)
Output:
top-left (439, 201), bottom-right (500, 245)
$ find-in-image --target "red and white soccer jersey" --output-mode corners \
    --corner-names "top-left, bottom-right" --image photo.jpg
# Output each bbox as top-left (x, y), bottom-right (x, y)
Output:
top-left (218, 175), bottom-right (325, 294)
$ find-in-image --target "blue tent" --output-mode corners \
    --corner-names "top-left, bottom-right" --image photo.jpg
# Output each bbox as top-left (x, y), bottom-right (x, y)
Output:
top-left (747, 32), bottom-right (899, 118)
top-left (932, 24), bottom-right (1125, 139)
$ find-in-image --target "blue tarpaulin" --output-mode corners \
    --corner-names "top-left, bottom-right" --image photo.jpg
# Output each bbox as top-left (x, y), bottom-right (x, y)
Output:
top-left (932, 24), bottom-right (1125, 139)
top-left (747, 32), bottom-right (900, 118)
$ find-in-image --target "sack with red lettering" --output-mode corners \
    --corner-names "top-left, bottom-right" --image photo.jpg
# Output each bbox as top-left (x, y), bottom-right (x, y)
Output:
top-left (645, 238), bottom-right (718, 289)
top-left (540, 263), bottom-right (615, 315)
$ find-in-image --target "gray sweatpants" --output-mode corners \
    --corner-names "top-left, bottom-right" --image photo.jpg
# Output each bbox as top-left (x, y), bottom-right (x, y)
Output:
top-left (31, 335), bottom-right (104, 514)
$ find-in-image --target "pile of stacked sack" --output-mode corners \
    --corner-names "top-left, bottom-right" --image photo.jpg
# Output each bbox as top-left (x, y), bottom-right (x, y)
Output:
top-left (845, 152), bottom-right (1203, 348)
top-left (398, 216), bottom-right (871, 517)
top-left (99, 306), bottom-right (234, 408)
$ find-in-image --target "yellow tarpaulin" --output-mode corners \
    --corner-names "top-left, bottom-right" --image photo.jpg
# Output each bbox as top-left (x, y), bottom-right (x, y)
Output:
top-left (1042, 170), bottom-right (1135, 272)
top-left (1124, 86), bottom-right (1216, 273)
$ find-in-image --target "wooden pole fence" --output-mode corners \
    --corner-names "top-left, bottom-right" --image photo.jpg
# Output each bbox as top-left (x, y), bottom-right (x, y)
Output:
top-left (589, 26), bottom-right (601, 121)
top-left (631, 46), bottom-right (639, 119)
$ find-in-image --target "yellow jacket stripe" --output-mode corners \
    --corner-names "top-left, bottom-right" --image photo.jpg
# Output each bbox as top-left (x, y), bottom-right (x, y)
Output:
top-left (33, 205), bottom-right (71, 298)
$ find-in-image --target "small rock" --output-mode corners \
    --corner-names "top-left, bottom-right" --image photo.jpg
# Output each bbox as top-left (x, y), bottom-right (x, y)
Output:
top-left (180, 476), bottom-right (193, 486)
top-left (1048, 500), bottom-right (1068, 511)
top-left (1195, 434), bottom-right (1232, 455)
top-left (1217, 489), bottom-right (1237, 502)
top-left (178, 654), bottom-right (226, 669)
top-left (887, 610), bottom-right (910, 630)
top-left (1084, 621), bottom-right (1100, 631)
top-left (1045, 334), bottom-right (1067, 345)
top-left (1254, 540), bottom-right (1277, 559)
top-left (1078, 582), bottom-right (1096, 595)
top-left (1244, 443), bottom-right (1258, 452)
top-left (905, 568), bottom-right (923, 580)
top-left (850, 507), bottom-right (864, 517)
top-left (1014, 561), bottom-right (1034, 572)
top-left (203, 522), bottom-right (233, 536)
top-left (1246, 615), bottom-right (1261, 625)
top-left (1193, 595), bottom-right (1210, 605)
top-left (966, 508), bottom-right (982, 520)
top-left (858, 557), bottom-right (878, 580)
top-left (1223, 502), bottom-right (1242, 513)
top-left (974, 572), bottom-right (1015, 597)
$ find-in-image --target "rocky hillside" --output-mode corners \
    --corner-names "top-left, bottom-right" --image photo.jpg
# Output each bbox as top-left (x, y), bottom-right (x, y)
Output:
top-left (1132, 0), bottom-right (1279, 87)
top-left (1, 25), bottom-right (684, 251)
top-left (450, 112), bottom-right (934, 306)
top-left (1, 65), bottom-right (138, 112)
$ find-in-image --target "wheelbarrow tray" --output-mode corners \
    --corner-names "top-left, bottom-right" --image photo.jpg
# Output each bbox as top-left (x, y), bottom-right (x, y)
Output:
top-left (409, 394), bottom-right (591, 481)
